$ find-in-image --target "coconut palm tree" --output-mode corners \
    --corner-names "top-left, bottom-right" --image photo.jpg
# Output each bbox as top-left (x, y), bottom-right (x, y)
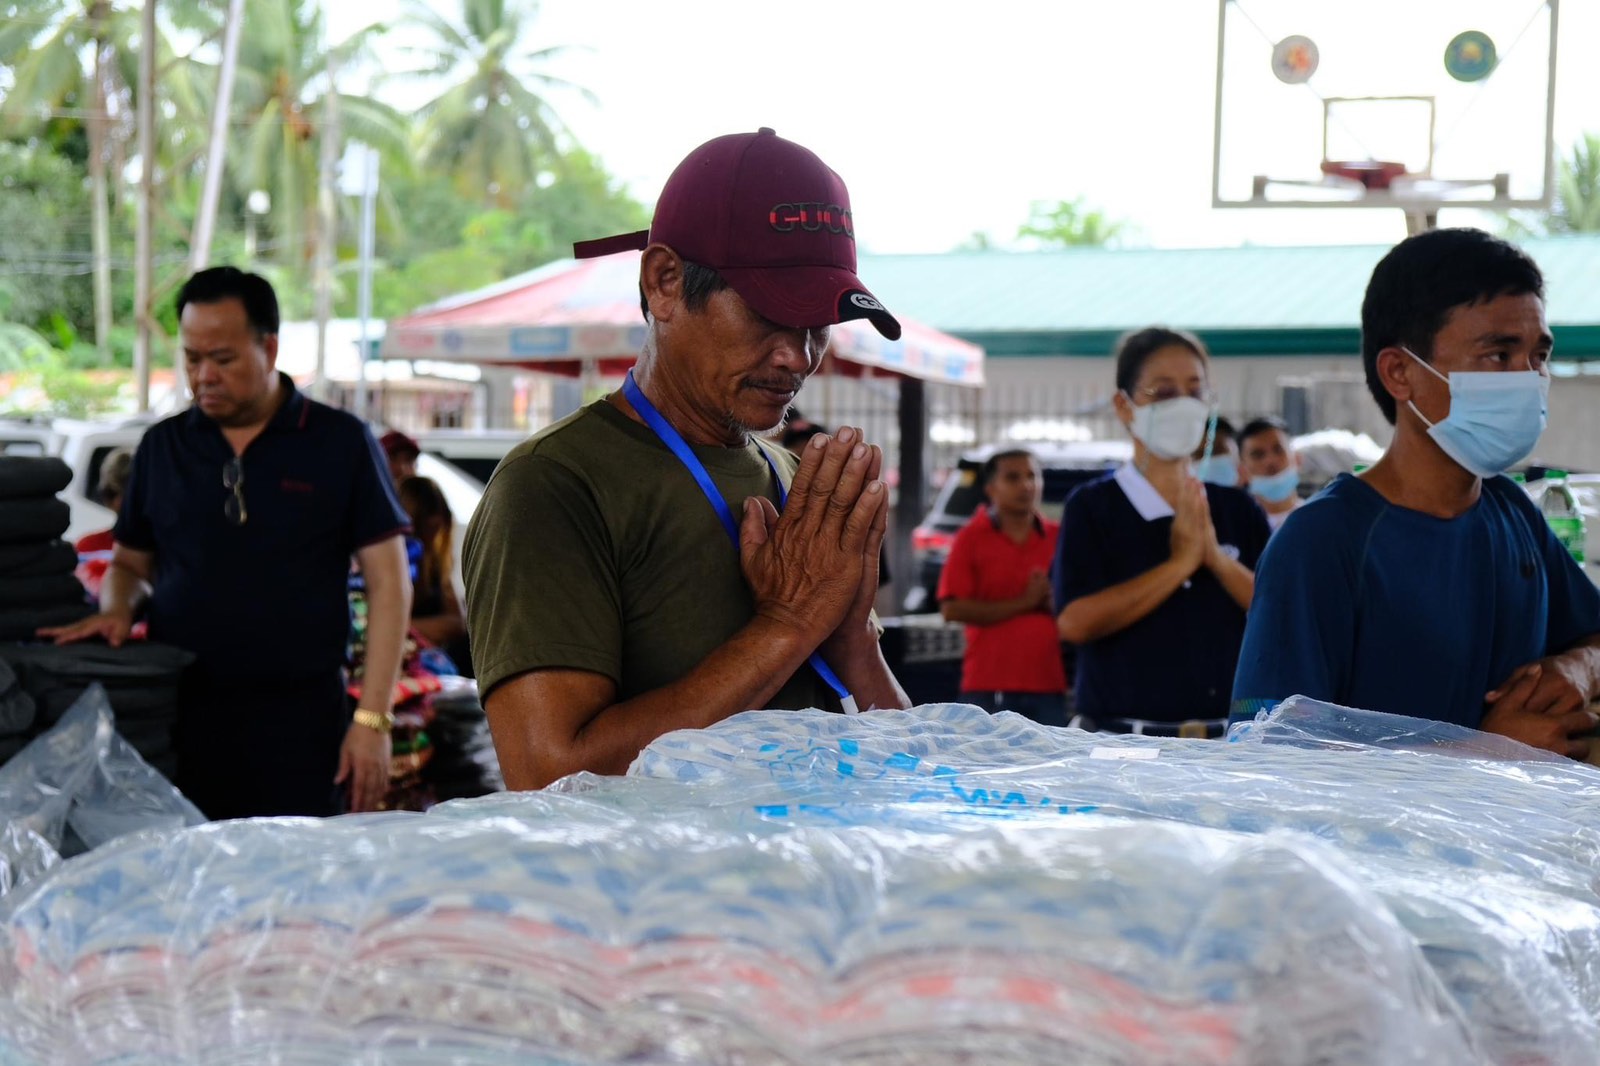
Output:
top-left (1550, 133), bottom-right (1600, 234)
top-left (223, 0), bottom-right (410, 268)
top-left (0, 0), bottom-right (212, 362)
top-left (402, 0), bottom-right (592, 207)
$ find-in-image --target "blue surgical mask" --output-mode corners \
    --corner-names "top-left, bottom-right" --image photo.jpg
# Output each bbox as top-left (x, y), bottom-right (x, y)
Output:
top-left (1193, 454), bottom-right (1239, 487)
top-left (1250, 467), bottom-right (1300, 503)
top-left (1403, 348), bottom-right (1549, 478)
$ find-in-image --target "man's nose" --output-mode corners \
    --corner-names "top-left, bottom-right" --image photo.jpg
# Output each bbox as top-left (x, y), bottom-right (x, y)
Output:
top-left (772, 327), bottom-right (824, 373)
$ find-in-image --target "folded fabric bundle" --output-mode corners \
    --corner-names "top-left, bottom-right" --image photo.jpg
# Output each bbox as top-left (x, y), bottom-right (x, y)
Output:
top-left (0, 602), bottom-right (92, 641)
top-left (0, 457), bottom-right (71, 501)
top-left (0, 574), bottom-right (86, 607)
top-left (38, 684), bottom-right (180, 724)
top-left (0, 541), bottom-right (78, 579)
top-left (0, 661), bottom-right (36, 736)
top-left (0, 500), bottom-right (70, 544)
top-left (0, 640), bottom-right (196, 681)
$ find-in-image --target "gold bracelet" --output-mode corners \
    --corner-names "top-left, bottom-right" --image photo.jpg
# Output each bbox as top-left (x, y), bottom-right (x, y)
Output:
top-left (352, 708), bottom-right (395, 734)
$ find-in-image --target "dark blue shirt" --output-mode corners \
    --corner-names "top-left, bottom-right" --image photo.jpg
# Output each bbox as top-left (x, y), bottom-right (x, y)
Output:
top-left (1231, 474), bottom-right (1600, 729)
top-left (1052, 467), bottom-right (1271, 721)
top-left (116, 374), bottom-right (408, 682)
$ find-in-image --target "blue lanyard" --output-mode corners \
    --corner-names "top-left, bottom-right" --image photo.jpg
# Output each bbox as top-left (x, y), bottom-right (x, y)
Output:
top-left (621, 371), bottom-right (858, 713)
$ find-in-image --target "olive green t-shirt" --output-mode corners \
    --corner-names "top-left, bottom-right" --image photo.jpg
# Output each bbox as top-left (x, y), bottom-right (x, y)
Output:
top-left (463, 398), bottom-right (840, 711)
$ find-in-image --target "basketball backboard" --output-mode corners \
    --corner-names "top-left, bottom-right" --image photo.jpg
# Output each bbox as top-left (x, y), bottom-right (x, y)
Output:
top-left (1213, 0), bottom-right (1557, 224)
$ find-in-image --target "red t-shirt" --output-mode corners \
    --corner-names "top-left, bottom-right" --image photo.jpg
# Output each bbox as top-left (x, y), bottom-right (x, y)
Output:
top-left (936, 510), bottom-right (1067, 694)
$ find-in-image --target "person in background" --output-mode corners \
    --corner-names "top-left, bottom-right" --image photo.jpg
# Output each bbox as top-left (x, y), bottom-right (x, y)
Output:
top-left (381, 430), bottom-right (421, 487)
top-left (1237, 416), bottom-right (1303, 532)
top-left (397, 474), bottom-right (470, 672)
top-left (938, 449), bottom-right (1067, 726)
top-left (1053, 327), bottom-right (1270, 738)
top-left (1232, 229), bottom-right (1600, 756)
top-left (1193, 415), bottom-right (1242, 487)
top-left (43, 266), bottom-right (411, 818)
top-left (76, 447), bottom-right (135, 605)
top-left (76, 448), bottom-right (135, 555)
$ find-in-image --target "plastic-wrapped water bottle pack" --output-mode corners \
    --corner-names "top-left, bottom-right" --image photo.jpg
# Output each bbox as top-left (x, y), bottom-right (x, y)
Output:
top-left (1, 697), bottom-right (1597, 1064)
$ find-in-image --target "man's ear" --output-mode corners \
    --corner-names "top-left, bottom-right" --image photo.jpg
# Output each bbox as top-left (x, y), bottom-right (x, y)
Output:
top-left (639, 245), bottom-right (685, 324)
top-left (1376, 345), bottom-right (1415, 413)
top-left (262, 332), bottom-right (279, 372)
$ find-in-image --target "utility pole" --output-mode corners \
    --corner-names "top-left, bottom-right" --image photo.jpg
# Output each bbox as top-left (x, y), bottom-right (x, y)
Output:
top-left (313, 50), bottom-right (341, 404)
top-left (89, 2), bottom-right (112, 365)
top-left (133, 0), bottom-right (156, 411)
top-left (189, 0), bottom-right (246, 272)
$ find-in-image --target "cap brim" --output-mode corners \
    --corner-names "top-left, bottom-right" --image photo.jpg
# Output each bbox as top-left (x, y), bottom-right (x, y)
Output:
top-left (574, 231), bottom-right (649, 259)
top-left (719, 264), bottom-right (902, 340)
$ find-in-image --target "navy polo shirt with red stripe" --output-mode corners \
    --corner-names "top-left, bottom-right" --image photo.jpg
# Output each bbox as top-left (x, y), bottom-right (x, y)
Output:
top-left (937, 509), bottom-right (1067, 694)
top-left (115, 372), bottom-right (408, 683)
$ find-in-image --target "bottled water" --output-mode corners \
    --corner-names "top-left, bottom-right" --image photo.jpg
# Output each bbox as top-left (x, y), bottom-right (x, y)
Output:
top-left (1539, 469), bottom-right (1586, 565)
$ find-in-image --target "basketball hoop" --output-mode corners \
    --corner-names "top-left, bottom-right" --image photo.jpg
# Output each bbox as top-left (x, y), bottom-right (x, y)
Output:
top-left (1319, 160), bottom-right (1409, 191)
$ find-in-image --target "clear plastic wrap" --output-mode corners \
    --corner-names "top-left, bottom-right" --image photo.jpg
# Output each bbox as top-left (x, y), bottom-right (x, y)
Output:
top-left (1, 701), bottom-right (1597, 1064)
top-left (0, 683), bottom-right (203, 894)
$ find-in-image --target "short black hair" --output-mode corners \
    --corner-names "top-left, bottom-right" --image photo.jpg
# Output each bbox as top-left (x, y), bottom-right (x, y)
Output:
top-left (981, 448), bottom-right (1037, 487)
top-left (176, 266), bottom-right (280, 336)
top-left (1361, 228), bottom-right (1544, 424)
top-left (638, 259), bottom-right (730, 320)
top-left (1212, 415), bottom-right (1237, 443)
top-left (1113, 326), bottom-right (1209, 395)
top-left (1238, 416), bottom-right (1291, 450)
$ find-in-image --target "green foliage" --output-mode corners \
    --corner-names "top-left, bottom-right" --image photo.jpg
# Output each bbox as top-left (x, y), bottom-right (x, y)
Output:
top-left (0, 141), bottom-right (94, 332)
top-left (0, 321), bottom-right (54, 372)
top-left (1017, 197), bottom-right (1128, 248)
top-left (403, 0), bottom-right (592, 207)
top-left (0, 0), bottom-right (648, 342)
top-left (1507, 134), bottom-right (1600, 239)
top-left (0, 324), bottom-right (122, 417)
top-left (1552, 133), bottom-right (1600, 234)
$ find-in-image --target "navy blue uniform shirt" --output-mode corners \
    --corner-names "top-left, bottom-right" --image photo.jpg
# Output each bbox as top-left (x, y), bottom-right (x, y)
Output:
top-left (1232, 473), bottom-right (1600, 728)
top-left (1051, 465), bottom-right (1271, 722)
top-left (116, 373), bottom-right (408, 683)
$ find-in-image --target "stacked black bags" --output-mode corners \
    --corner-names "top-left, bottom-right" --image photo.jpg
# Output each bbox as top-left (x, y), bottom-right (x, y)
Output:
top-left (0, 457), bottom-right (91, 640)
top-left (0, 642), bottom-right (194, 779)
top-left (422, 685), bottom-right (505, 800)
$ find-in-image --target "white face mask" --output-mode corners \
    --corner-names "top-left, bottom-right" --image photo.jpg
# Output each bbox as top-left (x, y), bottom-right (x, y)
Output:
top-left (1125, 394), bottom-right (1212, 461)
top-left (1403, 347), bottom-right (1549, 478)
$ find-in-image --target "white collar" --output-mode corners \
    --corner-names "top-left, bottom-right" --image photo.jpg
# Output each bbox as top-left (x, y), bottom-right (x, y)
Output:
top-left (1114, 462), bottom-right (1174, 522)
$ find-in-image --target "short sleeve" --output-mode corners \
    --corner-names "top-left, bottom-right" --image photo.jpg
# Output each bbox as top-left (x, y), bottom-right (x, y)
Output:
top-left (347, 425), bottom-right (410, 549)
top-left (1050, 485), bottom-right (1107, 609)
top-left (1229, 503), bottom-right (1357, 722)
top-left (463, 453), bottom-right (622, 698)
top-left (937, 522), bottom-right (981, 603)
top-left (112, 436), bottom-right (157, 551)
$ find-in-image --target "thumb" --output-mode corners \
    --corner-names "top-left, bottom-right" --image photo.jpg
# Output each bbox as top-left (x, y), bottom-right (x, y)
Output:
top-left (1487, 663), bottom-right (1540, 701)
top-left (741, 496), bottom-right (770, 548)
top-left (334, 742), bottom-right (351, 784)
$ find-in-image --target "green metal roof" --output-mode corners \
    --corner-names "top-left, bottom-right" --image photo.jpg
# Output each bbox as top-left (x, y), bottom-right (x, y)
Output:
top-left (859, 234), bottom-right (1600, 358)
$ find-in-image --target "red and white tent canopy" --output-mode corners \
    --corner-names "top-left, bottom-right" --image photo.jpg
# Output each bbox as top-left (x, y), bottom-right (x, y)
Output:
top-left (380, 251), bottom-right (984, 387)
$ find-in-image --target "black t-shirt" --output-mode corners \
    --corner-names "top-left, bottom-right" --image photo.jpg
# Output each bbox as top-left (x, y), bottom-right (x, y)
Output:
top-left (1050, 467), bottom-right (1270, 721)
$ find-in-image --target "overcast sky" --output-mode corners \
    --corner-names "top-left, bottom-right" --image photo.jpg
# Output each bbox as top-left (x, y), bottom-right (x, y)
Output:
top-left (334, 0), bottom-right (1598, 254)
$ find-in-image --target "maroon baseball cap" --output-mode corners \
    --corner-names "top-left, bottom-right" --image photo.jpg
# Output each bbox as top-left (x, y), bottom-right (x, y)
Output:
top-left (574, 128), bottom-right (901, 340)
top-left (379, 430), bottom-right (420, 458)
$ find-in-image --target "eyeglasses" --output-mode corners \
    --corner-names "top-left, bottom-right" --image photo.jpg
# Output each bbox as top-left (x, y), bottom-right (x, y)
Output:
top-left (1129, 385), bottom-right (1216, 405)
top-left (223, 456), bottom-right (247, 526)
